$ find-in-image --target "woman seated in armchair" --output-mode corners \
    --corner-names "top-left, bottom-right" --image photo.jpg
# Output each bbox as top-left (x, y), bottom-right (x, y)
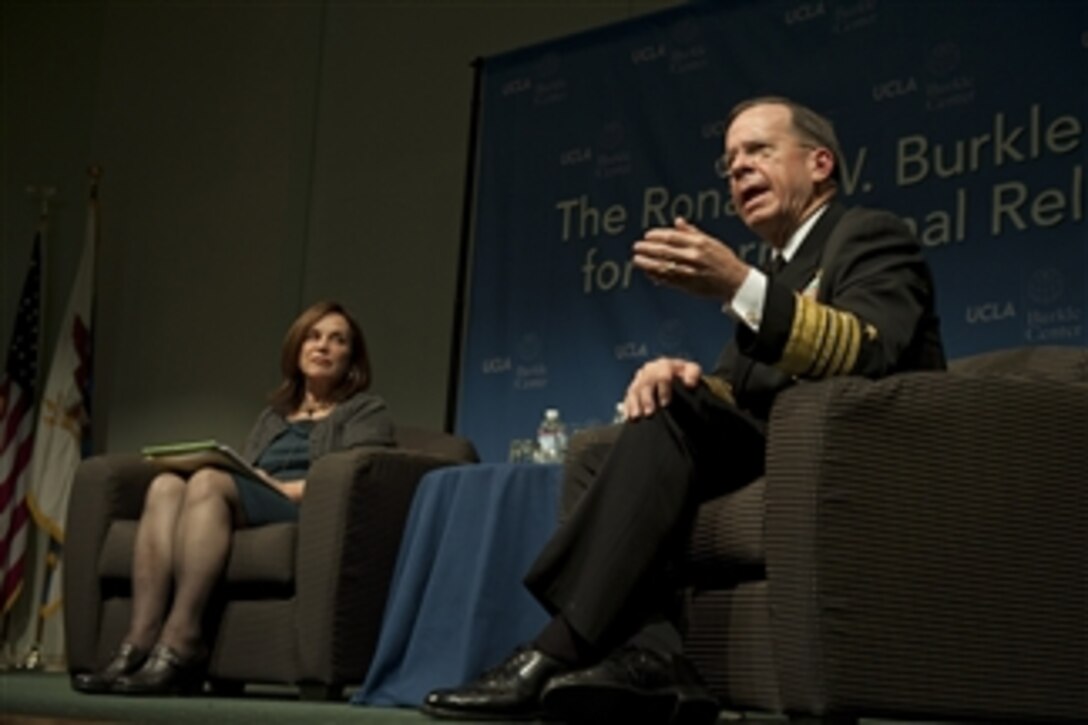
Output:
top-left (72, 300), bottom-right (394, 695)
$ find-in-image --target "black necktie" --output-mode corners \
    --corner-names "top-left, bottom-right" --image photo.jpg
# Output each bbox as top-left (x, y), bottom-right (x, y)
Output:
top-left (766, 254), bottom-right (786, 277)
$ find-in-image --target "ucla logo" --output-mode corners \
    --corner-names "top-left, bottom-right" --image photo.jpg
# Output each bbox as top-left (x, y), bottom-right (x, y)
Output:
top-left (501, 78), bottom-right (532, 96)
top-left (873, 77), bottom-right (918, 101)
top-left (966, 302), bottom-right (1016, 324)
top-left (560, 147), bottom-right (592, 165)
top-left (614, 342), bottom-right (649, 360)
top-left (785, 2), bottom-right (826, 24)
top-left (482, 357), bottom-right (512, 373)
top-left (631, 44), bottom-right (666, 64)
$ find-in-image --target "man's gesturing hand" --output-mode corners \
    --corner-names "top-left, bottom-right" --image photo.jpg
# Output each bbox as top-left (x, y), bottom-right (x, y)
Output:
top-left (633, 217), bottom-right (749, 301)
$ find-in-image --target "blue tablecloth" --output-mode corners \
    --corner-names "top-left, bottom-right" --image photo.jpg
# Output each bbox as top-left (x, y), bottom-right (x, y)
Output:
top-left (351, 463), bottom-right (562, 707)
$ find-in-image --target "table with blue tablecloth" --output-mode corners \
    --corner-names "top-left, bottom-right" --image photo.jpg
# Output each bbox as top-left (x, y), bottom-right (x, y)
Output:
top-left (351, 462), bottom-right (563, 708)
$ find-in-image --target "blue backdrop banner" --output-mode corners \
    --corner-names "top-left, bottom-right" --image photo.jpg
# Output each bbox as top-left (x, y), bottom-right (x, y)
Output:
top-left (456, 0), bottom-right (1086, 462)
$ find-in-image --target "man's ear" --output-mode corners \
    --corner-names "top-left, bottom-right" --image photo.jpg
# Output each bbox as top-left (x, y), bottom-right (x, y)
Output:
top-left (810, 147), bottom-right (835, 183)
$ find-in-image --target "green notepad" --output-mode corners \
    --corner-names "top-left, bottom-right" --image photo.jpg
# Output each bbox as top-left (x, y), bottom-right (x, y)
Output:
top-left (141, 440), bottom-right (283, 496)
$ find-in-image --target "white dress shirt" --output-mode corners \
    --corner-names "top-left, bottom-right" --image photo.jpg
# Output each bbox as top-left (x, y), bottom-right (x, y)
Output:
top-left (726, 204), bottom-right (829, 332)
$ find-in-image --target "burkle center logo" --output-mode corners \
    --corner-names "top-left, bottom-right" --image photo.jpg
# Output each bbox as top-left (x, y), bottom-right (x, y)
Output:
top-left (1023, 267), bottom-right (1083, 343)
top-left (514, 333), bottom-right (549, 391)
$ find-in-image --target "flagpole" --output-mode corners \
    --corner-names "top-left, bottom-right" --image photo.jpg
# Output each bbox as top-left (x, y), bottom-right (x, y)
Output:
top-left (23, 185), bottom-right (53, 400)
top-left (87, 165), bottom-right (104, 455)
top-left (19, 186), bottom-right (53, 672)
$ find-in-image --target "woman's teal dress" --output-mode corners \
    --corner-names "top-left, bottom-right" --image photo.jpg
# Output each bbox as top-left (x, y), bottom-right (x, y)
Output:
top-left (231, 420), bottom-right (314, 525)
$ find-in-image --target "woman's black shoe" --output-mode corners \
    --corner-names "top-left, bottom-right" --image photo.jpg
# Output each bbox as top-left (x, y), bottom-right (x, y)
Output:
top-left (71, 643), bottom-right (149, 694)
top-left (111, 643), bottom-right (207, 696)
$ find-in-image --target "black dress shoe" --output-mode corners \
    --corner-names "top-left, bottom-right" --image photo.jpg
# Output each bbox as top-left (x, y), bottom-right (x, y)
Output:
top-left (71, 643), bottom-right (149, 694)
top-left (540, 646), bottom-right (719, 725)
top-left (421, 646), bottom-right (570, 720)
top-left (111, 643), bottom-right (207, 696)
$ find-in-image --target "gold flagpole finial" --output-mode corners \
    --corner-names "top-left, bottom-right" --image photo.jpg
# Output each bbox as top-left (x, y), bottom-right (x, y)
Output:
top-left (87, 165), bottom-right (102, 199)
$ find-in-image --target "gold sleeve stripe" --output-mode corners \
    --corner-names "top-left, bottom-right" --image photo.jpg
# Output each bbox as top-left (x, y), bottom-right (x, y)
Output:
top-left (840, 313), bottom-right (862, 375)
top-left (780, 294), bottom-right (864, 378)
top-left (701, 375), bottom-right (735, 405)
top-left (821, 310), bottom-right (859, 378)
top-left (808, 303), bottom-right (839, 377)
top-left (816, 310), bottom-right (847, 377)
top-left (784, 292), bottom-right (821, 374)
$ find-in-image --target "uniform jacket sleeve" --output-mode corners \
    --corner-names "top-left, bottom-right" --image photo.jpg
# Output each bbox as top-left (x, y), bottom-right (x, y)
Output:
top-left (737, 205), bottom-right (944, 380)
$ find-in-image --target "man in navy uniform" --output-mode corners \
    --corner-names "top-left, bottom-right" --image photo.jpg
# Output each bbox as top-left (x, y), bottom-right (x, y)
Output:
top-left (423, 96), bottom-right (945, 723)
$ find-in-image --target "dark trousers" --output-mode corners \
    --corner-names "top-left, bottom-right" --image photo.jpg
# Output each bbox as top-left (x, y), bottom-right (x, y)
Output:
top-left (524, 380), bottom-right (766, 653)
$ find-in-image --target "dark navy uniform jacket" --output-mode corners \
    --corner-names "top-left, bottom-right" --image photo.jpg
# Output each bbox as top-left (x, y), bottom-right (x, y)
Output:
top-left (712, 201), bottom-right (947, 422)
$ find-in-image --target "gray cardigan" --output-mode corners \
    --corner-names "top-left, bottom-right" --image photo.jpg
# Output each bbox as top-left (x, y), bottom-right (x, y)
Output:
top-left (241, 391), bottom-right (395, 464)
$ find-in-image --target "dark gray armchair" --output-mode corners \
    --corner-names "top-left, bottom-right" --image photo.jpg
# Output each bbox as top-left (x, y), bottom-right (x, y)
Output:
top-left (64, 425), bottom-right (478, 700)
top-left (683, 345), bottom-right (1086, 723)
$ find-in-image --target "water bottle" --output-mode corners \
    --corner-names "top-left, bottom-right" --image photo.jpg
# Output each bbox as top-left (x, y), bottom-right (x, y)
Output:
top-left (534, 408), bottom-right (568, 463)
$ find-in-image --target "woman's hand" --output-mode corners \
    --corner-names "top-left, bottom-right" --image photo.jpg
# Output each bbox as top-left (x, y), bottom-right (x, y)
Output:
top-left (254, 469), bottom-right (306, 503)
top-left (623, 357), bottom-right (703, 420)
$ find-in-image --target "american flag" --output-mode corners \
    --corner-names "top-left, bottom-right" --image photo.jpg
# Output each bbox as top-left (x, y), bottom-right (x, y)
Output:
top-left (1, 233), bottom-right (42, 613)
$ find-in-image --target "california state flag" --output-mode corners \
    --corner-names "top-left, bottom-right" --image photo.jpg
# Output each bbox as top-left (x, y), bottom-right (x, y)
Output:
top-left (26, 177), bottom-right (97, 628)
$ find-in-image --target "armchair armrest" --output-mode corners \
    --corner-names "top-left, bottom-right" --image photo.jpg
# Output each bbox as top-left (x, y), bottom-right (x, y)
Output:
top-left (294, 446), bottom-right (468, 684)
top-left (64, 454), bottom-right (159, 672)
top-left (764, 371), bottom-right (1086, 721)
